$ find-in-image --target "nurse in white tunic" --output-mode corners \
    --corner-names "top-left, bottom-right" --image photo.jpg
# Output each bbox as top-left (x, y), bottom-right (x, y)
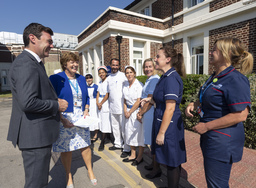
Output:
top-left (122, 66), bottom-right (144, 166)
top-left (85, 73), bottom-right (99, 142)
top-left (96, 66), bottom-right (111, 151)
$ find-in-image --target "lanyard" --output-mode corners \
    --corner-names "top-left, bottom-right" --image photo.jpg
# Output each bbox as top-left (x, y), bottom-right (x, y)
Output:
top-left (68, 79), bottom-right (79, 94)
top-left (199, 75), bottom-right (214, 104)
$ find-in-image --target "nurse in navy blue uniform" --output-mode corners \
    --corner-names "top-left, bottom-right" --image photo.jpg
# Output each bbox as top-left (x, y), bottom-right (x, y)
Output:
top-left (142, 46), bottom-right (187, 187)
top-left (185, 38), bottom-right (254, 188)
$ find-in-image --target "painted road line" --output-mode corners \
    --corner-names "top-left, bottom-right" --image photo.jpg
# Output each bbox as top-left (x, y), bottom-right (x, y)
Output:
top-left (94, 141), bottom-right (157, 188)
top-left (94, 148), bottom-right (141, 188)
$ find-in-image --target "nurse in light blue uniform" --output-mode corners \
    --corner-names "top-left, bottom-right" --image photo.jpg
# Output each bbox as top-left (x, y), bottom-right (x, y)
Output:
top-left (138, 58), bottom-right (160, 145)
top-left (186, 38), bottom-right (253, 188)
top-left (142, 47), bottom-right (187, 187)
top-left (137, 58), bottom-right (160, 177)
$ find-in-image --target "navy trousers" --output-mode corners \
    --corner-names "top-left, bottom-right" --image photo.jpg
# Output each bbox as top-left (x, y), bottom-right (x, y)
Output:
top-left (204, 157), bottom-right (232, 188)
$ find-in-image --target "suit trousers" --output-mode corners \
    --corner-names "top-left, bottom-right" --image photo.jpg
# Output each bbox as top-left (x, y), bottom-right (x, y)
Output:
top-left (21, 145), bottom-right (52, 188)
top-left (110, 113), bottom-right (130, 152)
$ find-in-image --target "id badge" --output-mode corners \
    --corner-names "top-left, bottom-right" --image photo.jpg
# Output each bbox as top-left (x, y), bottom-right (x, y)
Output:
top-left (74, 101), bottom-right (82, 107)
top-left (197, 106), bottom-right (204, 118)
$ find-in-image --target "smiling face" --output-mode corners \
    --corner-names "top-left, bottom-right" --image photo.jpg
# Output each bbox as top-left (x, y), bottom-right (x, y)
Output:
top-left (110, 60), bottom-right (120, 74)
top-left (125, 67), bottom-right (136, 83)
top-left (85, 75), bottom-right (93, 85)
top-left (154, 49), bottom-right (171, 72)
top-left (209, 45), bottom-right (225, 66)
top-left (98, 69), bottom-right (107, 81)
top-left (144, 61), bottom-right (155, 78)
top-left (33, 31), bottom-right (54, 59)
top-left (65, 60), bottom-right (79, 77)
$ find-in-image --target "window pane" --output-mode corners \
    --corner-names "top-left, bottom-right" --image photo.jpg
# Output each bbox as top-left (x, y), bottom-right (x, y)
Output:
top-left (133, 51), bottom-right (142, 58)
top-left (133, 59), bottom-right (137, 70)
top-left (144, 7), bottom-right (150, 16)
top-left (198, 55), bottom-right (204, 74)
top-left (138, 59), bottom-right (142, 76)
top-left (191, 56), bottom-right (196, 74)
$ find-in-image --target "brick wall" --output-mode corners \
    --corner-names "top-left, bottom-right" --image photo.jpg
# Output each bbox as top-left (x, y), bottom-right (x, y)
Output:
top-left (152, 0), bottom-right (183, 19)
top-left (150, 42), bottom-right (163, 59)
top-left (163, 38), bottom-right (183, 54)
top-left (103, 36), bottom-right (129, 72)
top-left (163, 15), bottom-right (183, 29)
top-left (209, 18), bottom-right (256, 73)
top-left (78, 10), bottom-right (165, 43)
top-left (210, 0), bottom-right (241, 12)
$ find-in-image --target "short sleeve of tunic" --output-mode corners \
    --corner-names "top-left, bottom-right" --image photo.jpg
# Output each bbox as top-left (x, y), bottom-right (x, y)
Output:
top-left (147, 77), bottom-right (159, 95)
top-left (224, 75), bottom-right (251, 112)
top-left (136, 81), bottom-right (143, 99)
top-left (164, 75), bottom-right (180, 102)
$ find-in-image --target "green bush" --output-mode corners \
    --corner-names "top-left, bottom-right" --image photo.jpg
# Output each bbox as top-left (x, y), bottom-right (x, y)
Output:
top-left (137, 74), bottom-right (256, 149)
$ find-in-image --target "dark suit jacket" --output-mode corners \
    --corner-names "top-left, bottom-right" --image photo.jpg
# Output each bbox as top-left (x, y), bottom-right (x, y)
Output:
top-left (7, 50), bottom-right (60, 149)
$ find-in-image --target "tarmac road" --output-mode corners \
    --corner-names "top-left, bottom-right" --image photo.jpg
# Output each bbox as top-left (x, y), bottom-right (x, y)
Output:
top-left (0, 99), bottom-right (194, 188)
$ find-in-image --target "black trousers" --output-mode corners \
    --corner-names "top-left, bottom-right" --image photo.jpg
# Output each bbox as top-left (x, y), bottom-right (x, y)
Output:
top-left (21, 145), bottom-right (52, 188)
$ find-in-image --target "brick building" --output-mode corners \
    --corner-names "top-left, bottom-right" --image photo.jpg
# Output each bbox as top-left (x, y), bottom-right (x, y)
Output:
top-left (76, 0), bottom-right (256, 83)
top-left (0, 32), bottom-right (78, 91)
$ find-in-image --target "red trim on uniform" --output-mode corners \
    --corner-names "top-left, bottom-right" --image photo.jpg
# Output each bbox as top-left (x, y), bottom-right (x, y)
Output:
top-left (228, 102), bottom-right (251, 106)
top-left (216, 68), bottom-right (235, 78)
top-left (212, 130), bottom-right (231, 137)
top-left (212, 88), bottom-right (223, 93)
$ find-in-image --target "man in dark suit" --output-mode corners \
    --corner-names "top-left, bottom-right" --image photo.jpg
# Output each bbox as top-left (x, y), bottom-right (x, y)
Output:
top-left (7, 23), bottom-right (68, 188)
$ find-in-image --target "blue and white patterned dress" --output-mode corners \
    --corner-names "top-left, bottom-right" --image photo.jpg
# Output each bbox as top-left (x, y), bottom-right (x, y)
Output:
top-left (53, 79), bottom-right (91, 152)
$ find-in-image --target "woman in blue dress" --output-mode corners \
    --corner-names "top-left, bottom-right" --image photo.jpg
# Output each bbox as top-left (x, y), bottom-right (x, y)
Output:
top-left (185, 38), bottom-right (253, 188)
top-left (137, 58), bottom-right (161, 178)
top-left (142, 46), bottom-right (187, 187)
top-left (49, 52), bottom-right (97, 187)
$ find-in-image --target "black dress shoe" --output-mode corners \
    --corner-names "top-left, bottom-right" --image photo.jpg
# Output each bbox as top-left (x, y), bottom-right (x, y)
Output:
top-left (144, 164), bottom-right (153, 170)
top-left (98, 143), bottom-right (104, 151)
top-left (120, 151), bottom-right (131, 158)
top-left (145, 170), bottom-right (162, 179)
top-left (131, 158), bottom-right (144, 166)
top-left (109, 146), bottom-right (122, 150)
top-left (122, 158), bottom-right (136, 162)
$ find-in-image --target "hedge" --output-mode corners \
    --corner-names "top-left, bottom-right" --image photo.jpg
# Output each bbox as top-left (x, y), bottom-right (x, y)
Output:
top-left (137, 74), bottom-right (256, 149)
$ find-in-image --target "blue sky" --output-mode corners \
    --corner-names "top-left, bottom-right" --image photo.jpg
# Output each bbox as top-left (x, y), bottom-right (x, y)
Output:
top-left (1, 0), bottom-right (134, 35)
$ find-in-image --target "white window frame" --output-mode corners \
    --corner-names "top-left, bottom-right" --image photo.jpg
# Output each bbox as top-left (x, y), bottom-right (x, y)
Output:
top-left (133, 50), bottom-right (143, 76)
top-left (190, 0), bottom-right (204, 7)
top-left (191, 45), bottom-right (204, 74)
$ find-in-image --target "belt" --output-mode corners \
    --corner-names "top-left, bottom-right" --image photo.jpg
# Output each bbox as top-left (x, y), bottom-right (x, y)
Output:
top-left (99, 94), bottom-right (105, 98)
top-left (127, 104), bottom-right (133, 109)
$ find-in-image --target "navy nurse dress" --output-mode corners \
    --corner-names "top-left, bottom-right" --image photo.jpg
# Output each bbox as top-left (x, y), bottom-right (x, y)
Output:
top-left (152, 67), bottom-right (186, 167)
top-left (199, 65), bottom-right (251, 163)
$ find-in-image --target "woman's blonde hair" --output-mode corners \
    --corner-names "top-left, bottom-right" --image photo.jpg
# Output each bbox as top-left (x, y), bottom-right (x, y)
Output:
top-left (160, 46), bottom-right (186, 78)
top-left (142, 58), bottom-right (157, 75)
top-left (215, 37), bottom-right (253, 75)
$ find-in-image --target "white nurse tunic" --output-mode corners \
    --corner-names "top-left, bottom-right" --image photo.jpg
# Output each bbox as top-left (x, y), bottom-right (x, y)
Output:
top-left (98, 77), bottom-right (111, 133)
top-left (123, 79), bottom-right (144, 147)
top-left (87, 83), bottom-right (99, 131)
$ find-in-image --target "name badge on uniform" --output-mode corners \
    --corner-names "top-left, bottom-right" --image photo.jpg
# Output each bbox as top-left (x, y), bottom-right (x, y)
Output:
top-left (74, 101), bottom-right (82, 107)
top-left (197, 106), bottom-right (204, 118)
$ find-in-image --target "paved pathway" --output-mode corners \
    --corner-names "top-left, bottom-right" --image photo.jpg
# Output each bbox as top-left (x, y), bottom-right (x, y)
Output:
top-left (181, 130), bottom-right (256, 187)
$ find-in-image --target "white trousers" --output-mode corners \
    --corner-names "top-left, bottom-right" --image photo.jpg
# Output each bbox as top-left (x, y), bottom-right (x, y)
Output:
top-left (110, 113), bottom-right (130, 152)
